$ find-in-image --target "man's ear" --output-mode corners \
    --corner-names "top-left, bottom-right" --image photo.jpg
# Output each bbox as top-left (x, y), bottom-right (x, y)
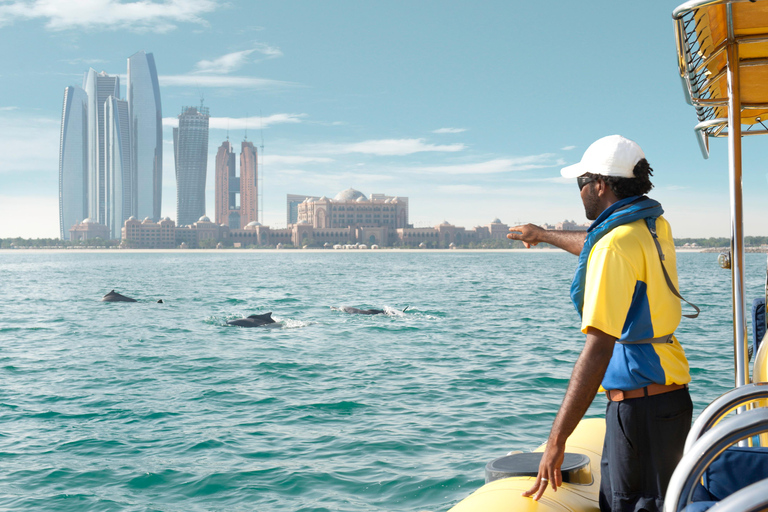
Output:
top-left (595, 178), bottom-right (607, 197)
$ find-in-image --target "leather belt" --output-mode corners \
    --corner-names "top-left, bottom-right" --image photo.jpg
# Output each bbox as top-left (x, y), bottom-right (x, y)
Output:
top-left (605, 383), bottom-right (688, 402)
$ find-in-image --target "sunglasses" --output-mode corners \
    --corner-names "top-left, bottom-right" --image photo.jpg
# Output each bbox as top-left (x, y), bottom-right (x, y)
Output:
top-left (577, 175), bottom-right (599, 191)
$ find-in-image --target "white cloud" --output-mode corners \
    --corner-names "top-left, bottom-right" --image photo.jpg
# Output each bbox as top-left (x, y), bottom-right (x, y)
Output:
top-left (0, 195), bottom-right (59, 238)
top-left (433, 127), bottom-right (466, 134)
top-left (561, 145), bottom-right (576, 150)
top-left (408, 154), bottom-right (565, 175)
top-left (316, 138), bottom-right (466, 156)
top-left (193, 44), bottom-right (282, 74)
top-left (0, 106), bottom-right (19, 111)
top-left (62, 57), bottom-right (107, 66)
top-left (162, 113), bottom-right (306, 129)
top-left (0, 0), bottom-right (218, 32)
top-left (263, 155), bottom-right (334, 165)
top-left (436, 185), bottom-right (485, 194)
top-left (158, 74), bottom-right (295, 88)
top-left (291, 172), bottom-right (394, 187)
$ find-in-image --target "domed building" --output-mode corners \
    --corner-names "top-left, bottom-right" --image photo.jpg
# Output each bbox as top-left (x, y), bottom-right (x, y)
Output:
top-left (122, 215), bottom-right (177, 248)
top-left (295, 188), bottom-right (409, 230)
top-left (69, 218), bottom-right (109, 242)
top-left (333, 188), bottom-right (367, 202)
top-left (487, 217), bottom-right (510, 240)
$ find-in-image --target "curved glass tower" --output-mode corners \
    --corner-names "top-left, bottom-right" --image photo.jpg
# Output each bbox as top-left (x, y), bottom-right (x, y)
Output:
top-left (127, 51), bottom-right (162, 221)
top-left (105, 96), bottom-right (132, 239)
top-left (84, 69), bottom-right (120, 224)
top-left (59, 86), bottom-right (89, 240)
top-left (174, 105), bottom-right (210, 226)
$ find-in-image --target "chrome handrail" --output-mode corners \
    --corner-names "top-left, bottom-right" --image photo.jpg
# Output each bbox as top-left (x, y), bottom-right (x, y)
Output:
top-left (673, 0), bottom-right (759, 20)
top-left (684, 383), bottom-right (768, 453)
top-left (707, 478), bottom-right (768, 512)
top-left (664, 408), bottom-right (768, 512)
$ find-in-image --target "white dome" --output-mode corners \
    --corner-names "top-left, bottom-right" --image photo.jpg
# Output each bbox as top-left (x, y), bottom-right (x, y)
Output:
top-left (333, 188), bottom-right (367, 202)
top-left (246, 221), bottom-right (261, 227)
top-left (356, 196), bottom-right (367, 202)
top-left (127, 216), bottom-right (137, 221)
top-left (384, 198), bottom-right (392, 204)
top-left (142, 217), bottom-right (153, 224)
top-left (82, 218), bottom-right (94, 224)
top-left (319, 196), bottom-right (328, 201)
top-left (198, 215), bottom-right (211, 222)
top-left (298, 220), bottom-right (310, 225)
top-left (492, 218), bottom-right (502, 224)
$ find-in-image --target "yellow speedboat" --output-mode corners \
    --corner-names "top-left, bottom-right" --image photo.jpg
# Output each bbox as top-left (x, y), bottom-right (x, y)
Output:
top-left (449, 418), bottom-right (603, 512)
top-left (449, 2), bottom-right (768, 511)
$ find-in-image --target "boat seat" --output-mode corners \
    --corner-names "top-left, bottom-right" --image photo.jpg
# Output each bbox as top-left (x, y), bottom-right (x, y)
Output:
top-left (681, 501), bottom-right (716, 512)
top-left (690, 446), bottom-right (768, 504)
top-left (485, 452), bottom-right (591, 484)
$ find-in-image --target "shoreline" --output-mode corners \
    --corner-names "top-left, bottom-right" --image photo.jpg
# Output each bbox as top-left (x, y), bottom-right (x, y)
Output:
top-left (0, 247), bottom-right (718, 254)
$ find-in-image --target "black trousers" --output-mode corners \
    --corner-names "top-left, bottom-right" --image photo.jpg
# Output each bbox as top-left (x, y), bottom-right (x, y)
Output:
top-left (599, 388), bottom-right (693, 512)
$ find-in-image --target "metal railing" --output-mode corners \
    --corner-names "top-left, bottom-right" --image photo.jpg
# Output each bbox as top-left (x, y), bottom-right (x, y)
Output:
top-left (664, 407), bottom-right (768, 512)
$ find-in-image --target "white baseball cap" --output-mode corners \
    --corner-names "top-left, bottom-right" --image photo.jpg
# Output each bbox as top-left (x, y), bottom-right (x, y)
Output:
top-left (560, 135), bottom-right (645, 179)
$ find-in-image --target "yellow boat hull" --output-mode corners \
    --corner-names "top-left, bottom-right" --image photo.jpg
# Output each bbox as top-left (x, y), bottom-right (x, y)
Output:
top-left (449, 418), bottom-right (605, 512)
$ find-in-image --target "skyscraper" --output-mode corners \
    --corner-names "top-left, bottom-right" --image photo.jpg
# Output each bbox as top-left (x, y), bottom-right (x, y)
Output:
top-left (215, 140), bottom-right (238, 228)
top-left (105, 96), bottom-right (132, 239)
top-left (127, 51), bottom-right (162, 221)
top-left (240, 140), bottom-right (258, 225)
top-left (84, 69), bottom-right (120, 224)
top-left (174, 105), bottom-right (210, 226)
top-left (214, 138), bottom-right (259, 229)
top-left (59, 86), bottom-right (89, 240)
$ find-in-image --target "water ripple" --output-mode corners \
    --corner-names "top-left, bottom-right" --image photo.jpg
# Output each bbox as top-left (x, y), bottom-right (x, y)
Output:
top-left (0, 251), bottom-right (751, 511)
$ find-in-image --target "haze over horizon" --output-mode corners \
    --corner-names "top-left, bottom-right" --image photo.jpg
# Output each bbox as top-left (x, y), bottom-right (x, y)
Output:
top-left (1, 0), bottom-right (767, 239)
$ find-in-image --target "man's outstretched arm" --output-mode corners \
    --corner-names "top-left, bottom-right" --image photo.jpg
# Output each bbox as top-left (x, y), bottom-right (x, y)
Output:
top-left (507, 224), bottom-right (587, 256)
top-left (522, 327), bottom-right (616, 501)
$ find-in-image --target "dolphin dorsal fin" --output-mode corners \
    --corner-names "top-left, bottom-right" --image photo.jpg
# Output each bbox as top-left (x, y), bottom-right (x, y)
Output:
top-left (247, 312), bottom-right (273, 319)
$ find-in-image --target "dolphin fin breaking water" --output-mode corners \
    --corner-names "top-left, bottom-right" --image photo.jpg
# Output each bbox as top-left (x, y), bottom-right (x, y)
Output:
top-left (227, 312), bottom-right (276, 327)
top-left (102, 290), bottom-right (137, 303)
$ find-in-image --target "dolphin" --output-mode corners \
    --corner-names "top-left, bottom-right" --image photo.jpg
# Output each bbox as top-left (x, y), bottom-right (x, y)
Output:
top-left (102, 290), bottom-right (137, 303)
top-left (332, 306), bottom-right (409, 315)
top-left (227, 312), bottom-right (276, 327)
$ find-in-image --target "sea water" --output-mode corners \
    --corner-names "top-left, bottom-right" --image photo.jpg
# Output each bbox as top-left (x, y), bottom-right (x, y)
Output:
top-left (0, 250), bottom-right (761, 511)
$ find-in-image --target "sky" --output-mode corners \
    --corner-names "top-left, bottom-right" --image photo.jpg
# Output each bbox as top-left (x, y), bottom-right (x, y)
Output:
top-left (0, 0), bottom-right (766, 239)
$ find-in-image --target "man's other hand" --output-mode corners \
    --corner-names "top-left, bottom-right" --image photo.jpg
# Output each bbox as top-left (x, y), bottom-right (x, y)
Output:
top-left (507, 224), bottom-right (544, 248)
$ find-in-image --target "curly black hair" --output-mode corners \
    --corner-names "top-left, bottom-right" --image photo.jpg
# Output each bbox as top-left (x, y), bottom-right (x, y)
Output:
top-left (587, 159), bottom-right (654, 199)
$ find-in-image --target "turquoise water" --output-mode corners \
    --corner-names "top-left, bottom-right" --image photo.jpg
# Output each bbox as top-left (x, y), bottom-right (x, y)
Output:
top-left (0, 250), bottom-right (763, 511)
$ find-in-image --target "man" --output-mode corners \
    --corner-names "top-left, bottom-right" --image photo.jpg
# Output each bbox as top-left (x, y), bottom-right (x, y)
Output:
top-left (507, 135), bottom-right (693, 512)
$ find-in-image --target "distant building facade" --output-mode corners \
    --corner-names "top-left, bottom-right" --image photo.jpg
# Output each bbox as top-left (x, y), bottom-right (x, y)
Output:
top-left (215, 140), bottom-right (238, 228)
top-left (215, 139), bottom-right (258, 229)
top-left (240, 140), bottom-right (258, 226)
top-left (59, 86), bottom-right (89, 240)
top-left (174, 105), bottom-right (210, 226)
top-left (287, 194), bottom-right (319, 225)
top-left (59, 52), bottom-right (164, 240)
top-left (127, 50), bottom-right (163, 221)
top-left (542, 219), bottom-right (590, 231)
top-left (295, 188), bottom-right (409, 229)
top-left (84, 69), bottom-right (120, 224)
top-left (70, 218), bottom-right (109, 241)
top-left (105, 96), bottom-right (132, 239)
top-left (120, 213), bottom-right (521, 249)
